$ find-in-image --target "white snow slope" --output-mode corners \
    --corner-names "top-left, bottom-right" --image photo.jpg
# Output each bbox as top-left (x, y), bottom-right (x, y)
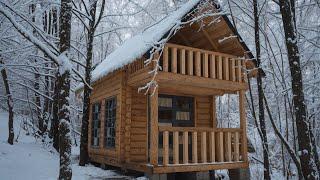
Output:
top-left (0, 111), bottom-right (131, 180)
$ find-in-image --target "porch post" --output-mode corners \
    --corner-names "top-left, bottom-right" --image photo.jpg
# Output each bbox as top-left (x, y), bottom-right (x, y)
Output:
top-left (149, 88), bottom-right (158, 165)
top-left (239, 90), bottom-right (248, 162)
top-left (211, 95), bottom-right (217, 129)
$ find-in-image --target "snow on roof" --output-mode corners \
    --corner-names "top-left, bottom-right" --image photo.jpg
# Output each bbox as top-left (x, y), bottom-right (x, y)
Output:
top-left (90, 0), bottom-right (201, 84)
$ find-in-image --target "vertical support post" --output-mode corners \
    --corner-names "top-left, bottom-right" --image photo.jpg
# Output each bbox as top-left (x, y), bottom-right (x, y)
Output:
top-left (149, 88), bottom-right (158, 165)
top-left (209, 54), bottom-right (216, 78)
top-left (173, 131), bottom-right (179, 164)
top-left (180, 49), bottom-right (186, 74)
top-left (209, 132), bottom-right (215, 162)
top-left (237, 59), bottom-right (242, 82)
top-left (231, 58), bottom-right (236, 82)
top-left (203, 53), bottom-right (209, 77)
top-left (187, 50), bottom-right (194, 75)
top-left (223, 57), bottom-right (229, 80)
top-left (192, 131), bottom-right (198, 163)
top-left (211, 96), bottom-right (217, 129)
top-left (226, 132), bottom-right (232, 161)
top-left (183, 131), bottom-right (189, 164)
top-left (195, 51), bottom-right (201, 76)
top-left (239, 90), bottom-right (248, 162)
top-left (163, 46), bottom-right (169, 72)
top-left (163, 131), bottom-right (169, 166)
top-left (235, 131), bottom-right (240, 161)
top-left (218, 131), bottom-right (224, 162)
top-left (242, 60), bottom-right (247, 82)
top-left (171, 47), bottom-right (177, 73)
top-left (201, 131), bottom-right (207, 163)
top-left (218, 56), bottom-right (223, 79)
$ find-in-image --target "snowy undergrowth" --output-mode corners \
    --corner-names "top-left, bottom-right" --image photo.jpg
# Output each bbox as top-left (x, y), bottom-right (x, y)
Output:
top-left (0, 111), bottom-right (128, 180)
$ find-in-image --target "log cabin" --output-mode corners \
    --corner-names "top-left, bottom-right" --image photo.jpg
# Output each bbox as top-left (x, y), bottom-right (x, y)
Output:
top-left (84, 0), bottom-right (259, 178)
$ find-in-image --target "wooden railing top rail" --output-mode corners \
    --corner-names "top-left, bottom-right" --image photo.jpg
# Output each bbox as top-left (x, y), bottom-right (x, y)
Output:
top-left (158, 126), bottom-right (242, 133)
top-left (165, 43), bottom-right (243, 60)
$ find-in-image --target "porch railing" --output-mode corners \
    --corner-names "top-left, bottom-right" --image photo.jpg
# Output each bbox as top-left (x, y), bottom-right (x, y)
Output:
top-left (158, 126), bottom-right (244, 166)
top-left (161, 43), bottom-right (247, 82)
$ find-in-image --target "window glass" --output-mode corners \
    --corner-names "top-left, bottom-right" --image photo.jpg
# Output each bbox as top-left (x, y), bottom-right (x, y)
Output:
top-left (91, 103), bottom-right (101, 147)
top-left (105, 97), bottom-right (117, 148)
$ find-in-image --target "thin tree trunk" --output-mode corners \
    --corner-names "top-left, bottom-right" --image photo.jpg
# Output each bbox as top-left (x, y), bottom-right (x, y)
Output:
top-left (58, 0), bottom-right (72, 179)
top-left (51, 78), bottom-right (60, 152)
top-left (49, 7), bottom-right (59, 150)
top-left (264, 94), bottom-right (303, 179)
top-left (253, 0), bottom-right (271, 179)
top-left (79, 0), bottom-right (105, 166)
top-left (279, 0), bottom-right (319, 179)
top-left (1, 58), bottom-right (14, 145)
top-left (79, 1), bottom-right (96, 166)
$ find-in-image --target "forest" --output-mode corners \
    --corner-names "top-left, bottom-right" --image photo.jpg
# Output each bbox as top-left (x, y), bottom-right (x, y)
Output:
top-left (0, 0), bottom-right (319, 179)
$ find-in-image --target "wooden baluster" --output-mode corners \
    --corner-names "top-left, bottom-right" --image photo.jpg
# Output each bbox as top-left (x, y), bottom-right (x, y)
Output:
top-left (163, 131), bottom-right (169, 165)
top-left (187, 50), bottom-right (194, 75)
top-left (163, 46), bottom-right (168, 72)
top-left (201, 132), bottom-right (207, 163)
top-left (242, 60), bottom-right (247, 82)
top-left (203, 53), bottom-right (208, 78)
top-left (218, 56), bottom-right (223, 80)
top-left (218, 131), bottom-right (224, 162)
top-left (173, 131), bottom-right (179, 164)
top-left (223, 57), bottom-right (229, 80)
top-left (231, 58), bottom-right (236, 81)
top-left (195, 51), bottom-right (201, 76)
top-left (172, 47), bottom-right (177, 73)
top-left (226, 132), bottom-right (232, 161)
top-left (237, 59), bottom-right (242, 82)
top-left (183, 131), bottom-right (189, 164)
top-left (209, 132), bottom-right (215, 162)
top-left (239, 90), bottom-right (248, 161)
top-left (235, 131), bottom-right (240, 161)
top-left (209, 54), bottom-right (216, 79)
top-left (192, 132), bottom-right (198, 163)
top-left (180, 49), bottom-right (186, 74)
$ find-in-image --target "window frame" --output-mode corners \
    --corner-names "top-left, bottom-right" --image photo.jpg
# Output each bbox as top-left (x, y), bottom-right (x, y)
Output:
top-left (104, 96), bottom-right (117, 149)
top-left (158, 94), bottom-right (194, 127)
top-left (91, 102), bottom-right (101, 148)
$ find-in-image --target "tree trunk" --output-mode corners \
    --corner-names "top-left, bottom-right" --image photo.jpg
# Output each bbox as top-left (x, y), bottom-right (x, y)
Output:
top-left (58, 0), bottom-right (72, 179)
top-left (48, 7), bottom-right (59, 150)
top-left (79, 0), bottom-right (98, 166)
top-left (253, 0), bottom-right (271, 179)
top-left (279, 0), bottom-right (319, 179)
top-left (1, 58), bottom-right (14, 145)
top-left (51, 75), bottom-right (60, 152)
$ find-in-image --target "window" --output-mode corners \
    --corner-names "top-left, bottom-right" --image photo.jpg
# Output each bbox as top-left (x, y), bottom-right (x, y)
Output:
top-left (158, 95), bottom-right (194, 126)
top-left (105, 97), bottom-right (117, 148)
top-left (91, 103), bottom-right (101, 147)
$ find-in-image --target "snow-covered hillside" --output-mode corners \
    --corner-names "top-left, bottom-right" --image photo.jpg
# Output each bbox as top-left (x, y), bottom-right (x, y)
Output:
top-left (0, 111), bottom-right (135, 180)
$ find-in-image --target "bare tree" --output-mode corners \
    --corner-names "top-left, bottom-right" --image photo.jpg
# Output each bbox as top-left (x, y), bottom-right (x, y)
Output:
top-left (79, 0), bottom-right (105, 166)
top-left (1, 58), bottom-right (14, 145)
top-left (252, 0), bottom-right (271, 179)
top-left (279, 0), bottom-right (319, 179)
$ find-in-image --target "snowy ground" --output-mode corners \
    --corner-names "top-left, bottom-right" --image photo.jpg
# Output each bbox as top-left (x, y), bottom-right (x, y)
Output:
top-left (0, 111), bottom-right (141, 180)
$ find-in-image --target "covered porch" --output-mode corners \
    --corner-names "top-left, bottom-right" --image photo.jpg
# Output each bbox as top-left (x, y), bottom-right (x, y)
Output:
top-left (125, 42), bottom-right (251, 174)
top-left (147, 89), bottom-right (248, 174)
